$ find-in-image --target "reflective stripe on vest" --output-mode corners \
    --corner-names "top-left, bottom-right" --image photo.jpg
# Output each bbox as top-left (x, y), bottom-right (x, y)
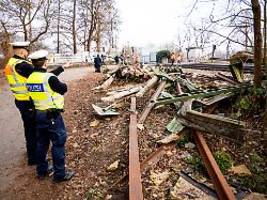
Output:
top-left (26, 72), bottom-right (64, 110)
top-left (4, 57), bottom-right (31, 101)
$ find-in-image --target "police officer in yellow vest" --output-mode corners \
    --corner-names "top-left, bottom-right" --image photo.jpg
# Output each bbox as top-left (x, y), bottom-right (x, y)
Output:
top-left (26, 50), bottom-right (74, 182)
top-left (4, 41), bottom-right (37, 165)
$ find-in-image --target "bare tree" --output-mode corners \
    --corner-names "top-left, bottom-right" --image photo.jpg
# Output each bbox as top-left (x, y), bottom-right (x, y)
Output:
top-left (0, 0), bottom-right (55, 46)
top-left (80, 0), bottom-right (98, 52)
top-left (0, 31), bottom-right (12, 68)
top-left (185, 0), bottom-right (255, 51)
top-left (252, 0), bottom-right (262, 87)
top-left (263, 0), bottom-right (267, 71)
top-left (72, 0), bottom-right (78, 54)
top-left (79, 0), bottom-right (119, 53)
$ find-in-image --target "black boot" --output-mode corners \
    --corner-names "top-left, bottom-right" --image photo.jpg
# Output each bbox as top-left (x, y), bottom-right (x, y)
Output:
top-left (28, 159), bottom-right (37, 166)
top-left (37, 164), bottom-right (54, 180)
top-left (53, 170), bottom-right (75, 183)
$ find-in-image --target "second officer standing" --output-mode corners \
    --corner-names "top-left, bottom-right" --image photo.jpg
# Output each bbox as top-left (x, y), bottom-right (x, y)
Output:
top-left (26, 50), bottom-right (74, 182)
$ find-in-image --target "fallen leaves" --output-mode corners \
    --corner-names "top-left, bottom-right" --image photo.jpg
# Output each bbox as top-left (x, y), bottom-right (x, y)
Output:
top-left (137, 123), bottom-right (145, 131)
top-left (157, 134), bottom-right (181, 144)
top-left (229, 164), bottom-right (252, 176)
top-left (72, 142), bottom-right (79, 148)
top-left (107, 160), bottom-right (120, 172)
top-left (149, 171), bottom-right (170, 186)
top-left (90, 119), bottom-right (100, 127)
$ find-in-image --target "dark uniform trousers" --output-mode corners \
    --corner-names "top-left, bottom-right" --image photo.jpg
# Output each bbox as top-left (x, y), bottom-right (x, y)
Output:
top-left (15, 100), bottom-right (37, 164)
top-left (95, 64), bottom-right (101, 72)
top-left (35, 111), bottom-right (66, 179)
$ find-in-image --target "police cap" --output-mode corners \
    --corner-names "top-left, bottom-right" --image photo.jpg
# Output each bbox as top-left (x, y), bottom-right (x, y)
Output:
top-left (10, 41), bottom-right (30, 50)
top-left (28, 49), bottom-right (49, 61)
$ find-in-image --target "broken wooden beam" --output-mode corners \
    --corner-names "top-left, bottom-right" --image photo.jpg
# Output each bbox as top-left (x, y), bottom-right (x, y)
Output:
top-left (179, 110), bottom-right (246, 141)
top-left (193, 131), bottom-right (236, 200)
top-left (216, 72), bottom-right (239, 85)
top-left (185, 110), bottom-right (246, 128)
top-left (175, 82), bottom-right (183, 94)
top-left (93, 75), bottom-right (115, 91)
top-left (178, 117), bottom-right (244, 142)
top-left (101, 87), bottom-right (140, 102)
top-left (136, 76), bottom-right (159, 97)
top-left (129, 97), bottom-right (143, 200)
top-left (138, 81), bottom-right (167, 124)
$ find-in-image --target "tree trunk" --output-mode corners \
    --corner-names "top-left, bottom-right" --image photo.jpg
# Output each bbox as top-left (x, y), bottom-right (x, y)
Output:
top-left (72, 0), bottom-right (77, 54)
top-left (252, 0), bottom-right (262, 87)
top-left (87, 0), bottom-right (96, 52)
top-left (264, 0), bottom-right (267, 72)
top-left (28, 1), bottom-right (32, 41)
top-left (83, 7), bottom-right (88, 51)
top-left (110, 19), bottom-right (114, 48)
top-left (96, 23), bottom-right (101, 52)
top-left (264, 0), bottom-right (267, 156)
top-left (23, 22), bottom-right (28, 41)
top-left (57, 0), bottom-right (61, 54)
top-left (87, 22), bottom-right (94, 52)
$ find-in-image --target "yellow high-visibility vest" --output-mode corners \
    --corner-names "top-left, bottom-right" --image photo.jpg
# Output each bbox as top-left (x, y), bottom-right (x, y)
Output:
top-left (4, 57), bottom-right (31, 101)
top-left (26, 72), bottom-right (64, 111)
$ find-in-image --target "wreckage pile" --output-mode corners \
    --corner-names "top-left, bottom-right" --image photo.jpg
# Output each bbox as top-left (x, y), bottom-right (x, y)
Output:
top-left (90, 63), bottom-right (266, 199)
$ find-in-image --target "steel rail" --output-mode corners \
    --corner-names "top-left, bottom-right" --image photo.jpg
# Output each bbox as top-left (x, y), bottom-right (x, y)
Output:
top-left (129, 97), bottom-right (143, 200)
top-left (193, 130), bottom-right (236, 200)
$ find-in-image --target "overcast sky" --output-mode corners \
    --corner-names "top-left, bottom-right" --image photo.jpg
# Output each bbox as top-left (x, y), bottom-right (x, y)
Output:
top-left (115, 0), bottom-right (191, 48)
top-left (114, 0), bottom-right (235, 52)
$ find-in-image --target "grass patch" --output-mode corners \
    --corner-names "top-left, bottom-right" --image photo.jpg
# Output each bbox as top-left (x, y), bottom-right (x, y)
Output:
top-left (214, 151), bottom-right (233, 174)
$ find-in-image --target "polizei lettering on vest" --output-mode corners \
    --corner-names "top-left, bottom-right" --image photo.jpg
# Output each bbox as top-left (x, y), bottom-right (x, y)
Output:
top-left (26, 84), bottom-right (45, 92)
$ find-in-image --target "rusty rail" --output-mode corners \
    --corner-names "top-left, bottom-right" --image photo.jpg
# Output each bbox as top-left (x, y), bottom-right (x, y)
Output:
top-left (129, 96), bottom-right (143, 200)
top-left (193, 131), bottom-right (235, 200)
top-left (138, 81), bottom-right (166, 124)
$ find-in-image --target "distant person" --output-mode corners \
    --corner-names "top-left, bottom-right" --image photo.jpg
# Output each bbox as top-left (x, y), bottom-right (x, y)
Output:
top-left (114, 55), bottom-right (119, 65)
top-left (94, 54), bottom-right (102, 73)
top-left (120, 55), bottom-right (124, 65)
top-left (170, 52), bottom-right (175, 66)
top-left (101, 54), bottom-right (105, 65)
